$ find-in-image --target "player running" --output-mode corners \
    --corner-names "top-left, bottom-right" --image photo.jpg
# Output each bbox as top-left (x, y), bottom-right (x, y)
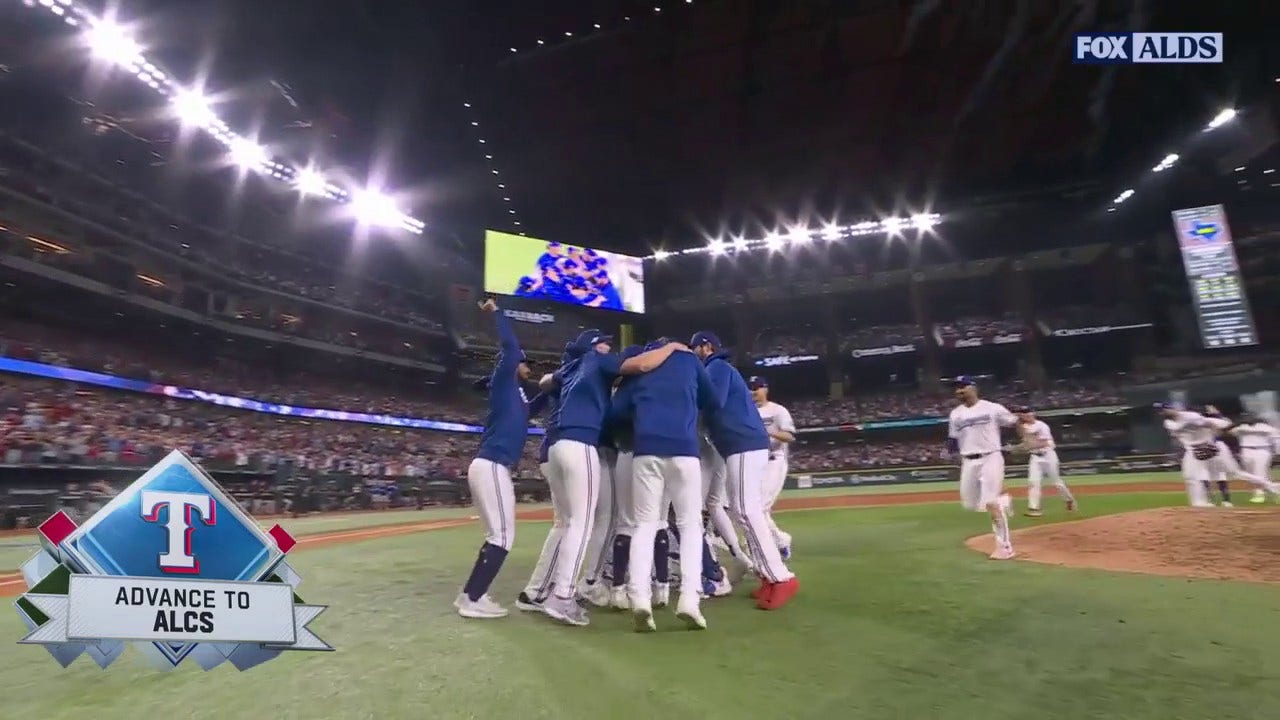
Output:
top-left (947, 376), bottom-right (1018, 560)
top-left (691, 331), bottom-right (799, 610)
top-left (1012, 407), bottom-right (1076, 517)
top-left (1157, 403), bottom-right (1280, 507)
top-left (1231, 413), bottom-right (1279, 504)
top-left (751, 376), bottom-right (795, 558)
top-left (455, 298), bottom-right (537, 619)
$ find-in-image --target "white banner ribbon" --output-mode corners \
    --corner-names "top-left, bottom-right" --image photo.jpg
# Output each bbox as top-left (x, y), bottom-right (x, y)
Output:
top-left (20, 576), bottom-right (330, 650)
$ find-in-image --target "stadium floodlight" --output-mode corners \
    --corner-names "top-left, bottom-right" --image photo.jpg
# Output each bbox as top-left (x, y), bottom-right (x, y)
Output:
top-left (170, 90), bottom-right (217, 129)
top-left (732, 235), bottom-right (749, 252)
top-left (1152, 153), bottom-right (1179, 173)
top-left (881, 217), bottom-right (906, 235)
top-left (351, 189), bottom-right (403, 227)
top-left (786, 226), bottom-right (811, 245)
top-left (294, 168), bottom-right (327, 196)
top-left (1204, 108), bottom-right (1237, 131)
top-left (910, 213), bottom-right (940, 231)
top-left (820, 224), bottom-right (843, 241)
top-left (763, 231), bottom-right (785, 251)
top-left (707, 238), bottom-right (727, 256)
top-left (1113, 188), bottom-right (1135, 204)
top-left (84, 19), bottom-right (144, 67)
top-left (653, 249), bottom-right (671, 261)
top-left (228, 137), bottom-right (268, 170)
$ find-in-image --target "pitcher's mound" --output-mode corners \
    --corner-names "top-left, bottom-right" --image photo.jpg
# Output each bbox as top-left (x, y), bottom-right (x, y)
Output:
top-left (966, 507), bottom-right (1280, 583)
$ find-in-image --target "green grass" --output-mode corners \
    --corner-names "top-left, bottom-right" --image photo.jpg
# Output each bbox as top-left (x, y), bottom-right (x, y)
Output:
top-left (5, 487), bottom-right (1280, 719)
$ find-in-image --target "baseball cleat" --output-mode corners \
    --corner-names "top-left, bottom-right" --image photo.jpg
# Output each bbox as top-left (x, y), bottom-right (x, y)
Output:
top-left (541, 595), bottom-right (590, 627)
top-left (726, 558), bottom-right (753, 585)
top-left (675, 600), bottom-right (708, 630)
top-left (989, 546), bottom-right (1016, 561)
top-left (1220, 501), bottom-right (1234, 508)
top-left (609, 586), bottom-right (631, 610)
top-left (708, 575), bottom-right (733, 598)
top-left (515, 592), bottom-right (543, 612)
top-left (1065, 498), bottom-right (1077, 512)
top-left (1250, 490), bottom-right (1267, 504)
top-left (632, 605), bottom-right (657, 633)
top-left (1191, 501), bottom-right (1216, 508)
top-left (652, 583), bottom-right (670, 608)
top-left (750, 582), bottom-right (770, 601)
top-left (581, 582), bottom-right (612, 608)
top-left (455, 593), bottom-right (509, 619)
top-left (757, 577), bottom-right (799, 610)
top-left (1024, 509), bottom-right (1043, 518)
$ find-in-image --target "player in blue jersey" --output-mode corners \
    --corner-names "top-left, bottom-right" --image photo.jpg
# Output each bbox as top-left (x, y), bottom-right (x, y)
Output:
top-left (532, 330), bottom-right (688, 626)
top-left (455, 298), bottom-right (538, 619)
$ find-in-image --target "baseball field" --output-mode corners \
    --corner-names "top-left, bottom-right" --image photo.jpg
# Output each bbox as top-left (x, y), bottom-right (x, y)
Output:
top-left (4, 471), bottom-right (1280, 719)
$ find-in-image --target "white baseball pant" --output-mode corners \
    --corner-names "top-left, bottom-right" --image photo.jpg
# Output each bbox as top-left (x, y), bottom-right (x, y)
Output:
top-left (1206, 442), bottom-right (1278, 494)
top-left (959, 451), bottom-right (1013, 552)
top-left (1026, 450), bottom-right (1075, 511)
top-left (523, 461), bottom-right (567, 601)
top-left (466, 458), bottom-right (515, 550)
top-left (543, 439), bottom-right (602, 601)
top-left (1240, 448), bottom-right (1274, 481)
top-left (628, 455), bottom-right (702, 608)
top-left (580, 448), bottom-right (618, 585)
top-left (701, 445), bottom-right (750, 566)
top-left (724, 449), bottom-right (793, 584)
top-left (1180, 451), bottom-right (1212, 506)
top-left (763, 457), bottom-right (792, 550)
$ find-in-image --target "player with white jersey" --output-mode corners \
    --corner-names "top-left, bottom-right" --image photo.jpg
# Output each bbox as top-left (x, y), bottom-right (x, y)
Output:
top-left (701, 431), bottom-right (753, 583)
top-left (1232, 414), bottom-right (1279, 504)
top-left (1157, 403), bottom-right (1280, 507)
top-left (1013, 407), bottom-right (1076, 517)
top-left (947, 376), bottom-right (1018, 560)
top-left (751, 376), bottom-right (795, 557)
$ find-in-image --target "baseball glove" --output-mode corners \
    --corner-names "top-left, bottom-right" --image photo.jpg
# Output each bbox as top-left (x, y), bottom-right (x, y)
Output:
top-left (1192, 444), bottom-right (1219, 461)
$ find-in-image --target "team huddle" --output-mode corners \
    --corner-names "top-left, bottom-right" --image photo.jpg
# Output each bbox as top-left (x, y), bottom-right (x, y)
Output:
top-left (513, 242), bottom-right (625, 310)
top-left (455, 299), bottom-right (798, 631)
top-left (1156, 403), bottom-right (1280, 507)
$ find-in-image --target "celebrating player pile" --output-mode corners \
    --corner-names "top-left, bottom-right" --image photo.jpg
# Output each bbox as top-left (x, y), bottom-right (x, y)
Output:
top-left (457, 307), bottom-right (798, 631)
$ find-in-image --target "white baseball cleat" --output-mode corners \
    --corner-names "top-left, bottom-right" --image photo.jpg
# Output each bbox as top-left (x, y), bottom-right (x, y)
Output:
top-left (1249, 490), bottom-right (1267, 504)
top-left (1191, 501), bottom-right (1216, 508)
top-left (1220, 501), bottom-right (1234, 508)
top-left (581, 582), bottom-right (612, 608)
top-left (675, 599), bottom-right (707, 631)
top-left (455, 593), bottom-right (509, 619)
top-left (652, 583), bottom-right (670, 608)
top-left (609, 586), bottom-right (631, 610)
top-left (708, 575), bottom-right (733, 598)
top-left (514, 592), bottom-right (543, 612)
top-left (541, 595), bottom-right (590, 627)
top-left (989, 546), bottom-right (1016, 561)
top-left (726, 557), bottom-right (753, 585)
top-left (632, 604), bottom-right (657, 633)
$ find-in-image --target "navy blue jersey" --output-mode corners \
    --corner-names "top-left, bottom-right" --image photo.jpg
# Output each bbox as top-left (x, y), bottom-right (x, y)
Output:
top-left (701, 351), bottom-right (770, 457)
top-left (612, 351), bottom-right (715, 457)
top-left (553, 350), bottom-right (623, 446)
top-left (475, 312), bottom-right (532, 466)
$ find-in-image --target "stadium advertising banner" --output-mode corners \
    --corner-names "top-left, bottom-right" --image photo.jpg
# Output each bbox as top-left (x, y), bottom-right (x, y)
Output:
top-left (933, 330), bottom-right (1024, 349)
top-left (483, 230), bottom-right (647, 314)
top-left (786, 454), bottom-right (1175, 490)
top-left (503, 309), bottom-right (555, 324)
top-left (1039, 322), bottom-right (1153, 338)
top-left (850, 343), bottom-right (917, 359)
top-left (753, 354), bottom-right (821, 368)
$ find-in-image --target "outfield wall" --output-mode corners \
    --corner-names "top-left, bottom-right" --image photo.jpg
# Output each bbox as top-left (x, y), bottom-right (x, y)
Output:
top-left (787, 454), bottom-right (1181, 490)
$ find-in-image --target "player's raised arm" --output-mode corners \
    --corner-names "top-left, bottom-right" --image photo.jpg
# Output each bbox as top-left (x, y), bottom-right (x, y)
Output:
top-left (993, 403), bottom-right (1018, 427)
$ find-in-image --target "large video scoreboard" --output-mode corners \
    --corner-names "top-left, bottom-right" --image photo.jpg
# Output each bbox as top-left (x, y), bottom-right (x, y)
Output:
top-left (1170, 204), bottom-right (1257, 349)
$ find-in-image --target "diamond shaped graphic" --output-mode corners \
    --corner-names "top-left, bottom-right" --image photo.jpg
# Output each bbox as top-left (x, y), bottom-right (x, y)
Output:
top-left (58, 450), bottom-right (283, 667)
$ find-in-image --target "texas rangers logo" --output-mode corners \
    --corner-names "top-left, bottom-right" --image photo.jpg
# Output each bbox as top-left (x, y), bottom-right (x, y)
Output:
top-left (15, 450), bottom-right (332, 671)
top-left (1187, 220), bottom-right (1221, 242)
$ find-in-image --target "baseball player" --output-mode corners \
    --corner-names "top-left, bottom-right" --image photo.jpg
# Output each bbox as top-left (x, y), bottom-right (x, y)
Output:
top-left (1157, 403), bottom-right (1280, 507)
top-left (455, 299), bottom-right (537, 619)
top-left (515, 347), bottom-right (569, 613)
top-left (751, 376), bottom-right (795, 557)
top-left (534, 331), bottom-right (685, 626)
top-left (701, 432), bottom-right (754, 583)
top-left (1230, 413), bottom-right (1279, 504)
top-left (1012, 407), bottom-right (1076, 517)
top-left (612, 338), bottom-right (718, 631)
top-left (947, 376), bottom-right (1018, 560)
top-left (691, 331), bottom-right (799, 610)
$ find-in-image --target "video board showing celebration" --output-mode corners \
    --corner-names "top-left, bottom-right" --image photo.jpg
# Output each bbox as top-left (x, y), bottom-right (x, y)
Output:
top-left (483, 230), bottom-right (647, 313)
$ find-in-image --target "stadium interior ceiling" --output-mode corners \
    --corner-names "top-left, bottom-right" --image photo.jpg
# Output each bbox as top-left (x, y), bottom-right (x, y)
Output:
top-left (2, 0), bottom-right (1276, 281)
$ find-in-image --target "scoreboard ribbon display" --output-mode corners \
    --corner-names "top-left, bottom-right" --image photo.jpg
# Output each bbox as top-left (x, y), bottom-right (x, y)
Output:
top-left (1170, 205), bottom-right (1257, 349)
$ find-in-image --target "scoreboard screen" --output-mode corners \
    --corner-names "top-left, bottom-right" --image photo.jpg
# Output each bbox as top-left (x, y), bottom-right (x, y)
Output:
top-left (1170, 204), bottom-right (1257, 349)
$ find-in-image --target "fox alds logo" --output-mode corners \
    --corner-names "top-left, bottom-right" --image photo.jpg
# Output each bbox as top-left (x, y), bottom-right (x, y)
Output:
top-left (15, 450), bottom-right (332, 671)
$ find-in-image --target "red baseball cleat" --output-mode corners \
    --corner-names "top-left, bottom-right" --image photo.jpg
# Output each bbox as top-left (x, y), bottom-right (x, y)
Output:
top-left (757, 577), bottom-right (799, 610)
top-left (751, 582), bottom-right (771, 601)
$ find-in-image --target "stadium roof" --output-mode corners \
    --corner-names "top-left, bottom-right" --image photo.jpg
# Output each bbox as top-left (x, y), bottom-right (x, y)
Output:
top-left (2, 0), bottom-right (1275, 261)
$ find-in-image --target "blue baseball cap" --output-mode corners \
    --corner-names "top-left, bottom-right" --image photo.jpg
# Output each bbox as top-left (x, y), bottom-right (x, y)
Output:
top-left (621, 344), bottom-right (643, 360)
top-left (571, 329), bottom-right (613, 352)
top-left (748, 376), bottom-right (768, 390)
top-left (953, 375), bottom-right (977, 387)
top-left (689, 331), bottom-right (722, 349)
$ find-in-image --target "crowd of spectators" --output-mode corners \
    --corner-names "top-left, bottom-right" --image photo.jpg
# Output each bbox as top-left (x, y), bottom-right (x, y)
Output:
top-left (1036, 305), bottom-right (1144, 331)
top-left (752, 328), bottom-right (828, 356)
top-left (842, 323), bottom-right (924, 349)
top-left (932, 313), bottom-right (1025, 344)
top-left (0, 375), bottom-right (541, 479)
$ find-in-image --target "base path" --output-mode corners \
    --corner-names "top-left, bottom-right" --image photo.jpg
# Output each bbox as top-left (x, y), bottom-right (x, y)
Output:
top-left (967, 506), bottom-right (1280, 584)
top-left (0, 481), bottom-right (1175, 597)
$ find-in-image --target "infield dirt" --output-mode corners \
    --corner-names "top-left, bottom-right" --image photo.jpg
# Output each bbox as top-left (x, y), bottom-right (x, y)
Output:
top-left (967, 506), bottom-right (1280, 583)
top-left (0, 480), bottom-right (1175, 596)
